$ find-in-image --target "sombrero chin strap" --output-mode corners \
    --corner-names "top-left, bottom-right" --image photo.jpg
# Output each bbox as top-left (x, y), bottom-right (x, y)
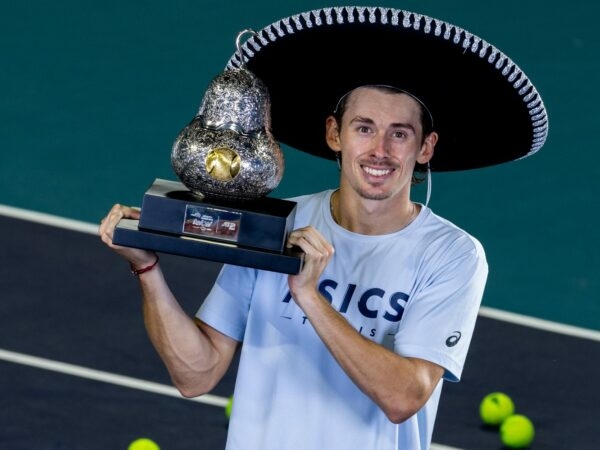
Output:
top-left (425, 162), bottom-right (432, 207)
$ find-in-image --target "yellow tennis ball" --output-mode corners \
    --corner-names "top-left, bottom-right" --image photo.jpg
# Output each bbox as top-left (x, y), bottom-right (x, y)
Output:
top-left (225, 395), bottom-right (234, 419)
top-left (500, 414), bottom-right (535, 448)
top-left (127, 437), bottom-right (160, 450)
top-left (479, 392), bottom-right (515, 426)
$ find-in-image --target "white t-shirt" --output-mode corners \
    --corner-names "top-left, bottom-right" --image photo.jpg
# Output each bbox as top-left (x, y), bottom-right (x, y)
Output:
top-left (198, 189), bottom-right (488, 450)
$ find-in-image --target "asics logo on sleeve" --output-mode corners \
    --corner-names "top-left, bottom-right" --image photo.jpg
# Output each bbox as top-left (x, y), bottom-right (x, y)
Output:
top-left (445, 331), bottom-right (462, 347)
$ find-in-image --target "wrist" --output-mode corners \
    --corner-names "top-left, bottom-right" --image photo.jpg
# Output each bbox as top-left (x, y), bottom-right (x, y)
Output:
top-left (130, 255), bottom-right (159, 276)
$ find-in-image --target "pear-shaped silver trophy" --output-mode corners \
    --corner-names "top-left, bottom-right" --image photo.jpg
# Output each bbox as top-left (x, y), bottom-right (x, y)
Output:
top-left (172, 31), bottom-right (284, 200)
top-left (112, 30), bottom-right (302, 274)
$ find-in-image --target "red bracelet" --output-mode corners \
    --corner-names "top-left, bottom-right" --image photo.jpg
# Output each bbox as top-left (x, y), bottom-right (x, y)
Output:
top-left (130, 255), bottom-right (159, 276)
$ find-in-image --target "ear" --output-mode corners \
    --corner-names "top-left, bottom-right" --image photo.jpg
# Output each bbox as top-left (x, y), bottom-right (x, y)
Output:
top-left (417, 131), bottom-right (438, 165)
top-left (325, 116), bottom-right (342, 152)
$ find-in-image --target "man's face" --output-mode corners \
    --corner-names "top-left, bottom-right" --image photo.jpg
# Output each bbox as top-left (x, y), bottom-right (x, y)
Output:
top-left (326, 87), bottom-right (435, 201)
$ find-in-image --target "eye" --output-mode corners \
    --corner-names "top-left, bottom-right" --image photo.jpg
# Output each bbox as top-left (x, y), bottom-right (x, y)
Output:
top-left (357, 125), bottom-right (372, 134)
top-left (392, 130), bottom-right (407, 139)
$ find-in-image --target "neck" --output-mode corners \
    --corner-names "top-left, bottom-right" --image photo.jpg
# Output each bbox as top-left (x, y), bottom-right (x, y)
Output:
top-left (330, 188), bottom-right (419, 235)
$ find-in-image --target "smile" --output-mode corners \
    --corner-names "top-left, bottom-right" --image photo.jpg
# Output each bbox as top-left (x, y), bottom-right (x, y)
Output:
top-left (362, 166), bottom-right (393, 177)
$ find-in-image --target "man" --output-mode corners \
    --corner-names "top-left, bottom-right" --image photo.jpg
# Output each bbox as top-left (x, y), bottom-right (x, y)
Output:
top-left (101, 6), bottom-right (548, 449)
top-left (100, 85), bottom-right (488, 449)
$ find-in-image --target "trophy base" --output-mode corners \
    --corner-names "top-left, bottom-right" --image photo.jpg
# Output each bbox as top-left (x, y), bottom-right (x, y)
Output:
top-left (112, 178), bottom-right (304, 274)
top-left (139, 179), bottom-right (296, 253)
top-left (113, 219), bottom-right (304, 274)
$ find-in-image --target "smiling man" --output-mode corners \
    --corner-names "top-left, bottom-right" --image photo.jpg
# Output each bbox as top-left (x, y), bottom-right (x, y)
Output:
top-left (326, 86), bottom-right (437, 224)
top-left (100, 84), bottom-right (488, 449)
top-left (99, 6), bottom-right (548, 450)
top-left (279, 84), bottom-right (485, 447)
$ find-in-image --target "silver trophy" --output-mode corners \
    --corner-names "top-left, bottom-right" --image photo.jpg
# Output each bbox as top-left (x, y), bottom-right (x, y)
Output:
top-left (172, 30), bottom-right (284, 200)
top-left (113, 30), bottom-right (302, 274)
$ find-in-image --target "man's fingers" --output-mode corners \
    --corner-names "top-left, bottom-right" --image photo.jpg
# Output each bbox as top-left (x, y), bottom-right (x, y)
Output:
top-left (98, 204), bottom-right (157, 267)
top-left (287, 227), bottom-right (334, 260)
top-left (99, 204), bottom-right (139, 246)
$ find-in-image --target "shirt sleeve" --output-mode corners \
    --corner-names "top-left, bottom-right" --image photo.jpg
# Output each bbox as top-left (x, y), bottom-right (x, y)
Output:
top-left (196, 264), bottom-right (257, 342)
top-left (395, 234), bottom-right (488, 382)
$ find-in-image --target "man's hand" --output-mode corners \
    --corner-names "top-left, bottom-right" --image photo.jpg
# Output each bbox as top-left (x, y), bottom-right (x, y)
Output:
top-left (98, 203), bottom-right (156, 269)
top-left (286, 226), bottom-right (334, 301)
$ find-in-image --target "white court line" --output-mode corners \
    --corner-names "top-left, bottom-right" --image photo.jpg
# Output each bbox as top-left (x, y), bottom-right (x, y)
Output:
top-left (0, 204), bottom-right (99, 235)
top-left (0, 348), bottom-right (228, 408)
top-left (2, 203), bottom-right (599, 341)
top-left (479, 306), bottom-right (600, 342)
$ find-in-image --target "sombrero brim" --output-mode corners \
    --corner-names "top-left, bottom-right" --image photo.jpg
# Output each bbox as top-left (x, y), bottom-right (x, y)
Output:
top-left (226, 6), bottom-right (548, 171)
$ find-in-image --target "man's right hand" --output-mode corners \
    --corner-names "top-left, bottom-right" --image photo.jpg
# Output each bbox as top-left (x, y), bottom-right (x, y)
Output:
top-left (98, 203), bottom-right (157, 269)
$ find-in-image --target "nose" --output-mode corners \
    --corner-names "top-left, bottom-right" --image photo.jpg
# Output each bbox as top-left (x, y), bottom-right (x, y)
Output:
top-left (370, 134), bottom-right (390, 158)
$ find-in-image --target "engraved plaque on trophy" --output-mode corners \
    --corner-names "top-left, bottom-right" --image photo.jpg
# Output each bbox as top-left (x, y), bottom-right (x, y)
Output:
top-left (113, 31), bottom-right (303, 274)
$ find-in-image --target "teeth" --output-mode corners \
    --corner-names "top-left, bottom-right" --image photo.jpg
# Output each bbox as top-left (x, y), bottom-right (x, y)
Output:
top-left (363, 166), bottom-right (392, 177)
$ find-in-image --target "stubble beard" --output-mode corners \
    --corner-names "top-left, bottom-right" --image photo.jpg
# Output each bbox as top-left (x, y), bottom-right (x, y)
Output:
top-left (355, 187), bottom-right (392, 201)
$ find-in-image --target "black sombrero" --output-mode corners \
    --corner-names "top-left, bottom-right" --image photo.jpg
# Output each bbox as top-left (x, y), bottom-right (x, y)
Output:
top-left (226, 6), bottom-right (548, 171)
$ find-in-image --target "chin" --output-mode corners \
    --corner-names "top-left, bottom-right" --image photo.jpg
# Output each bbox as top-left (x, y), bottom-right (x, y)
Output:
top-left (357, 188), bottom-right (392, 201)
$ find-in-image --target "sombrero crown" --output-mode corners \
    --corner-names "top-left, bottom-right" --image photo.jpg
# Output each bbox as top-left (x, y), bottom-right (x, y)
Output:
top-left (226, 6), bottom-right (548, 171)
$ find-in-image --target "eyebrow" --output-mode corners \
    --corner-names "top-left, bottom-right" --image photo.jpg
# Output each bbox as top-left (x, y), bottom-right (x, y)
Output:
top-left (350, 116), bottom-right (417, 133)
